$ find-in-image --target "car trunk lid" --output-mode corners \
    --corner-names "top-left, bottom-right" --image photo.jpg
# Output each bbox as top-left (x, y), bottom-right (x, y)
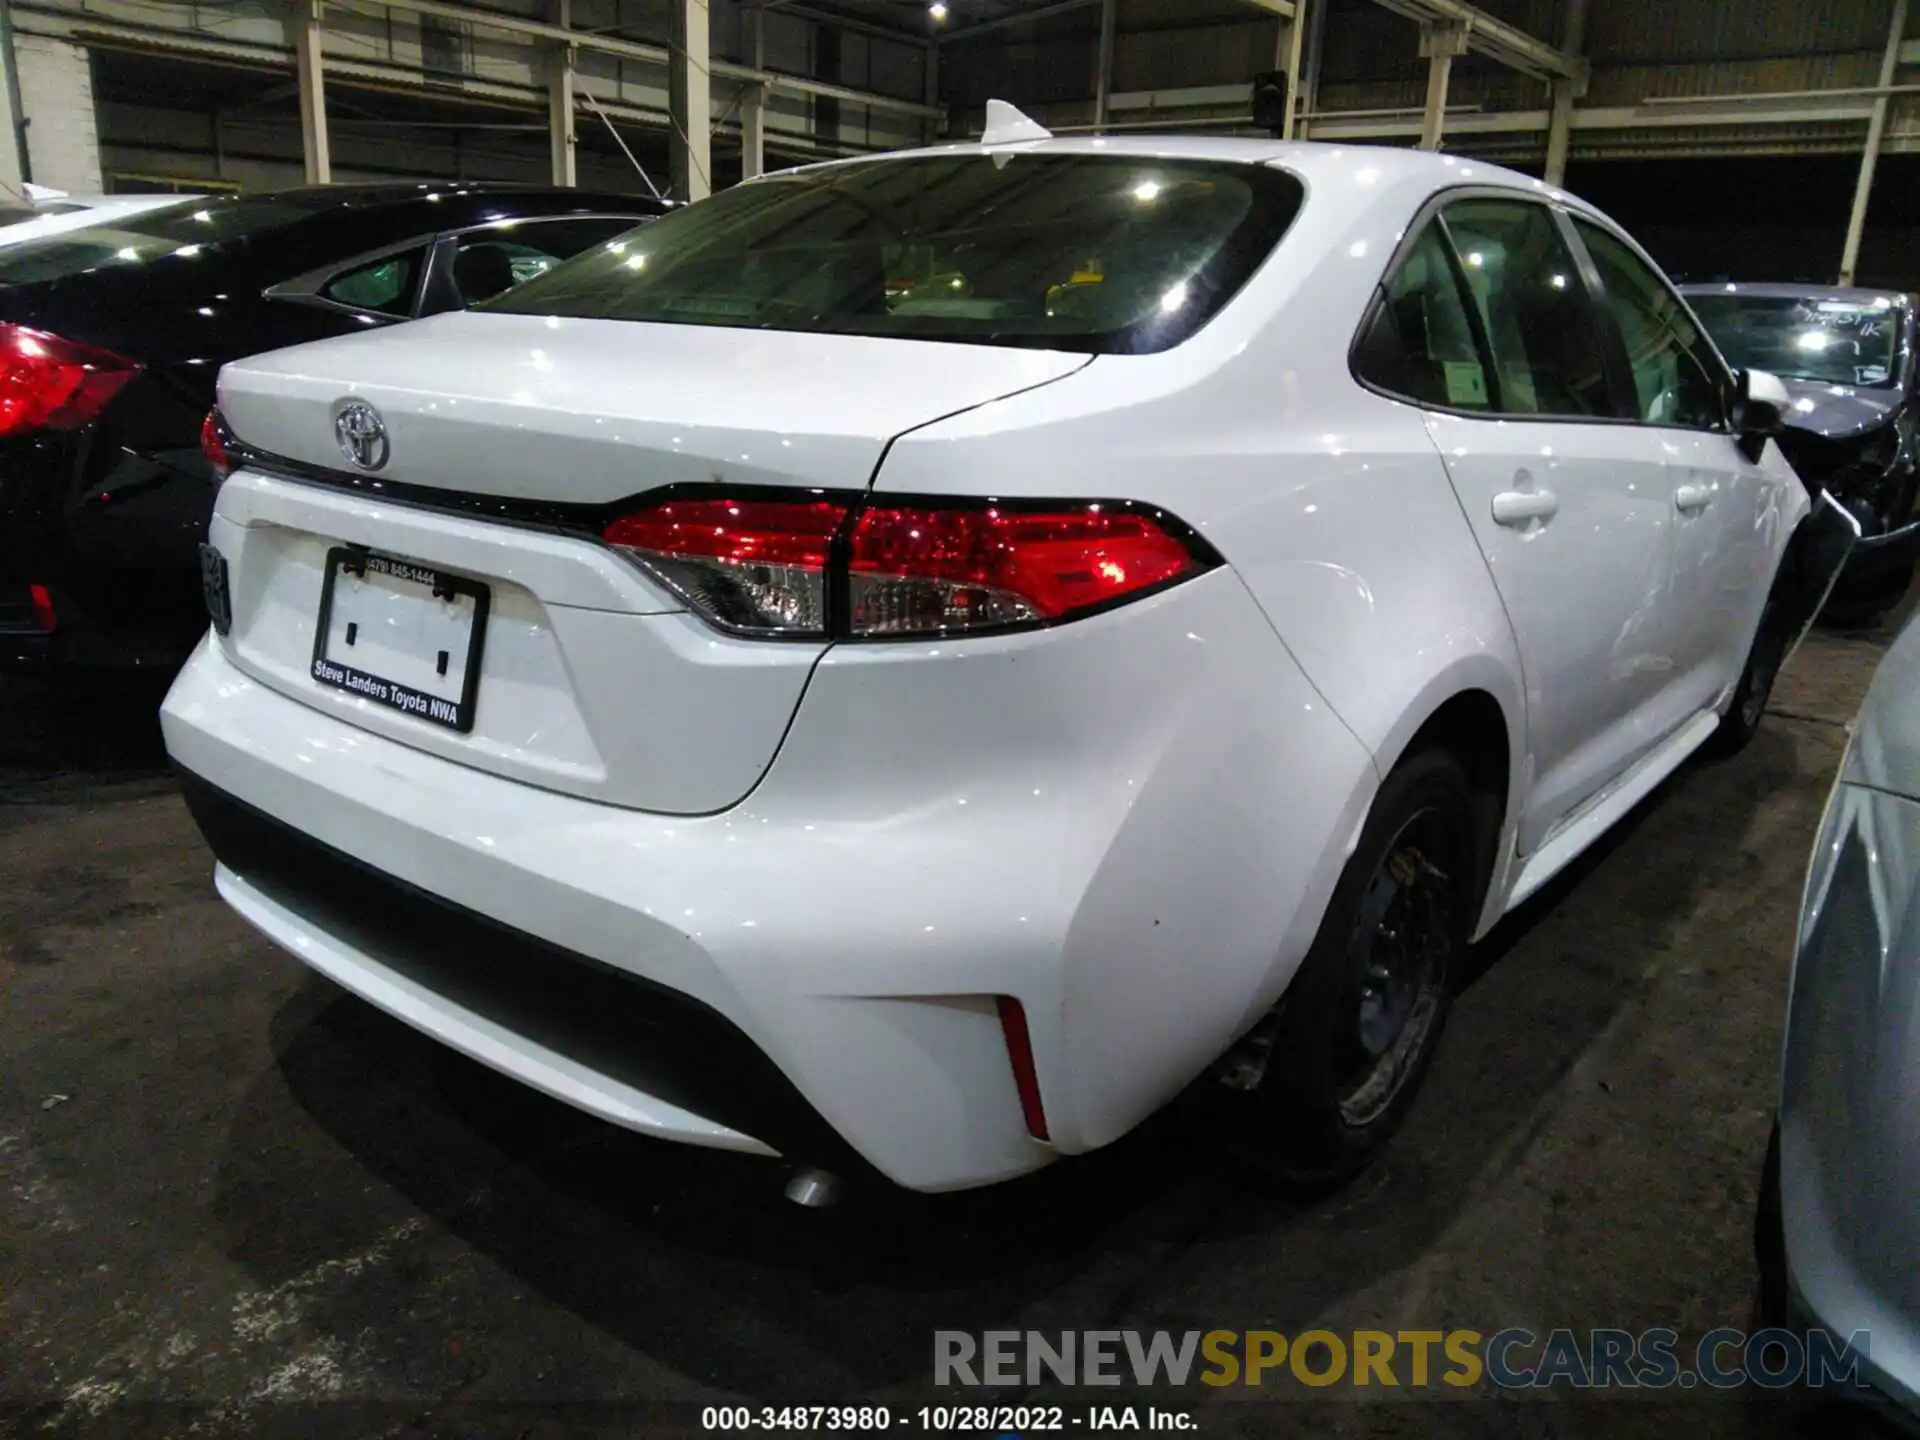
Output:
top-left (207, 312), bottom-right (1090, 814)
top-left (218, 310), bottom-right (1091, 499)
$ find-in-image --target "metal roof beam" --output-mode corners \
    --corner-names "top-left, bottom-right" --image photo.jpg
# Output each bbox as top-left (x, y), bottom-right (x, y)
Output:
top-left (1373, 0), bottom-right (1584, 81)
top-left (329, 0), bottom-right (943, 117)
top-left (936, 0), bottom-right (1101, 45)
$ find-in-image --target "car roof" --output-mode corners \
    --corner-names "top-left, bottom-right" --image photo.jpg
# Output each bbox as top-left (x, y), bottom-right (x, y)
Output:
top-left (238, 180), bottom-right (665, 213)
top-left (1677, 280), bottom-right (1911, 306)
top-left (769, 135), bottom-right (1632, 249)
top-left (777, 134), bottom-right (1591, 211)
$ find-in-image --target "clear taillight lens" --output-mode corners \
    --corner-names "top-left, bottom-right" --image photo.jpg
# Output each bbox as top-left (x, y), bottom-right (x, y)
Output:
top-left (0, 323), bottom-right (140, 437)
top-left (603, 495), bottom-right (849, 636)
top-left (601, 493), bottom-right (1213, 640)
top-left (847, 503), bottom-right (1204, 636)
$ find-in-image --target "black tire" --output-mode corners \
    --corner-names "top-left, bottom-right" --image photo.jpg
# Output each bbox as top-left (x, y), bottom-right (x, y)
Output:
top-left (1822, 558), bottom-right (1915, 629)
top-left (1231, 748), bottom-right (1477, 1190)
top-left (1711, 598), bottom-right (1788, 758)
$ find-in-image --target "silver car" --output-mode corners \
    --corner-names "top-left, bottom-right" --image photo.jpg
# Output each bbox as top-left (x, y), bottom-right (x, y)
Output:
top-left (1764, 605), bottom-right (1920, 1419)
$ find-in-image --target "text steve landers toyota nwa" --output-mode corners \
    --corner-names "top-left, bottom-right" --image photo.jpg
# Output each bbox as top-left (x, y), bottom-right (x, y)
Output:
top-left (933, 1328), bottom-right (1872, 1390)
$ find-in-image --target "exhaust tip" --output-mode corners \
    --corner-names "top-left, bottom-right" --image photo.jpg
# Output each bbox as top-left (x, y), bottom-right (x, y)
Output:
top-left (783, 1166), bottom-right (842, 1208)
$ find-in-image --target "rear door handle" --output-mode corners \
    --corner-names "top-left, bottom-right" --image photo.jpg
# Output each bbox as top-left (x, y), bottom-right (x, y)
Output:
top-left (1675, 483), bottom-right (1715, 514)
top-left (1492, 489), bottom-right (1560, 526)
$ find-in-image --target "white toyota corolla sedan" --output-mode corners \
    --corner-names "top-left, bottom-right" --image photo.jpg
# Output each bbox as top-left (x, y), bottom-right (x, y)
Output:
top-left (164, 122), bottom-right (1832, 1194)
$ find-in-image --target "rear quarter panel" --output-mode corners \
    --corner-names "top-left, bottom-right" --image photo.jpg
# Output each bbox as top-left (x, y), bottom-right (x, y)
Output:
top-left (882, 162), bottom-right (1529, 941)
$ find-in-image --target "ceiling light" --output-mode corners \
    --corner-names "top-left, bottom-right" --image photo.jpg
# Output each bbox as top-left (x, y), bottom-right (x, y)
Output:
top-left (929, 2), bottom-right (949, 19)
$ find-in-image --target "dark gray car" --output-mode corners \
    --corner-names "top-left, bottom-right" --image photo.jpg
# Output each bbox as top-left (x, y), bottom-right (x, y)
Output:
top-left (1762, 604), bottom-right (1920, 1421)
top-left (1681, 283), bottom-right (1919, 621)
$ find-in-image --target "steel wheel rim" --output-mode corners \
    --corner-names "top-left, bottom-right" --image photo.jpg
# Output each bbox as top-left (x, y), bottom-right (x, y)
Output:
top-left (1333, 808), bottom-right (1457, 1129)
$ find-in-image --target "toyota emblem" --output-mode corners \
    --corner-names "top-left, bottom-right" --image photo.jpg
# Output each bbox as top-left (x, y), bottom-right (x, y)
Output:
top-left (332, 398), bottom-right (390, 472)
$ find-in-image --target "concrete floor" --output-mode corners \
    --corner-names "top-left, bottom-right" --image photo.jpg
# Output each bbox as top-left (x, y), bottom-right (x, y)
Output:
top-left (0, 623), bottom-right (1910, 1440)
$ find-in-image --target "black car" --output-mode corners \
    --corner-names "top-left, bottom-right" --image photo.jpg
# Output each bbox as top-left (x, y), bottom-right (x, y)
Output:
top-left (1681, 282), bottom-right (1920, 620)
top-left (0, 183), bottom-right (666, 669)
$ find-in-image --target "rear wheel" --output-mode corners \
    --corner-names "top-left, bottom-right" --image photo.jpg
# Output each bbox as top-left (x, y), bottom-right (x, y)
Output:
top-left (1229, 749), bottom-right (1476, 1190)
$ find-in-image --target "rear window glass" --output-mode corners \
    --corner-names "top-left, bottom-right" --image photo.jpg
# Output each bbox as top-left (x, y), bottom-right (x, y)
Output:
top-left (485, 154), bottom-right (1304, 354)
top-left (0, 196), bottom-right (317, 285)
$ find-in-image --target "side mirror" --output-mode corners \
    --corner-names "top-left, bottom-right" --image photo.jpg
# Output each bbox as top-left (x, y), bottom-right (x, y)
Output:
top-left (1733, 367), bottom-right (1790, 460)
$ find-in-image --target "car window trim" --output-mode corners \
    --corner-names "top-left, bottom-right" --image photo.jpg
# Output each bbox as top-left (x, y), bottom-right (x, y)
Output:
top-left (1347, 183), bottom-right (1703, 432)
top-left (1429, 212), bottom-right (1507, 413)
top-left (1439, 192), bottom-right (1633, 425)
top-left (439, 211), bottom-right (655, 242)
top-left (421, 213), bottom-right (655, 315)
top-left (264, 232), bottom-right (438, 321)
top-left (1544, 206), bottom-right (1646, 425)
top-left (1562, 211), bottom-right (1737, 434)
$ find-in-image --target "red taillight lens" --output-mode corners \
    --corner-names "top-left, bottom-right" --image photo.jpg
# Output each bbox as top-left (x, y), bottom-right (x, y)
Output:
top-left (847, 503), bottom-right (1203, 636)
top-left (0, 324), bottom-right (139, 437)
top-left (603, 495), bottom-right (850, 636)
top-left (996, 996), bottom-right (1050, 1141)
top-left (28, 583), bottom-right (56, 633)
top-left (200, 409), bottom-right (231, 479)
top-left (600, 492), bottom-right (1212, 640)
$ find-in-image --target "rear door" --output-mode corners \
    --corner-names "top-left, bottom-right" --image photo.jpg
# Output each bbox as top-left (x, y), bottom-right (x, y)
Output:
top-left (1398, 195), bottom-right (1684, 853)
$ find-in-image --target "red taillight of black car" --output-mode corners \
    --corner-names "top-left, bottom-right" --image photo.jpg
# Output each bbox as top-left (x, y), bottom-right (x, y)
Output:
top-left (602, 491), bottom-right (1216, 640)
top-left (0, 323), bottom-right (140, 438)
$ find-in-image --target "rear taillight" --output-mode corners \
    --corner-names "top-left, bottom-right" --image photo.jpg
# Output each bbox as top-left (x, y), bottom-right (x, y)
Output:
top-left (0, 324), bottom-right (139, 437)
top-left (28, 583), bottom-right (56, 633)
top-left (200, 409), bottom-right (231, 479)
top-left (603, 495), bottom-right (848, 635)
top-left (848, 503), bottom-right (1202, 637)
top-left (601, 491), bottom-right (1214, 641)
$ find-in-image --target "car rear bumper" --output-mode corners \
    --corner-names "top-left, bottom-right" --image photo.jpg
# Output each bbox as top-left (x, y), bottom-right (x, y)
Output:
top-left (161, 568), bottom-right (1377, 1191)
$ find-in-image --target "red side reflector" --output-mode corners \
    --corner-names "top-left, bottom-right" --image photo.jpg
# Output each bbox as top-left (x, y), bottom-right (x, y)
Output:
top-left (0, 324), bottom-right (140, 438)
top-left (28, 583), bottom-right (56, 633)
top-left (996, 996), bottom-right (1050, 1141)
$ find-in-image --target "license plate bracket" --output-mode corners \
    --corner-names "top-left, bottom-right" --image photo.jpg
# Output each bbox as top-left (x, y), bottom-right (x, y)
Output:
top-left (310, 546), bottom-right (490, 733)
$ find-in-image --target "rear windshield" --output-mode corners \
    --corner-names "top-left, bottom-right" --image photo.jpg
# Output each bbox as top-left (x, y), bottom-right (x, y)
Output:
top-left (0, 195), bottom-right (318, 285)
top-left (485, 153), bottom-right (1305, 354)
top-left (1686, 292), bottom-right (1907, 389)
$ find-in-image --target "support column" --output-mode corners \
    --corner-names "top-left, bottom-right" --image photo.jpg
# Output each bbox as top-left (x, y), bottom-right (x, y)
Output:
top-left (1093, 0), bottom-right (1115, 128)
top-left (740, 5), bottom-right (766, 179)
top-left (547, 0), bottom-right (576, 186)
top-left (295, 0), bottom-right (330, 185)
top-left (0, 0), bottom-right (28, 189)
top-left (1418, 21), bottom-right (1468, 152)
top-left (669, 0), bottom-right (711, 202)
top-left (1299, 0), bottom-right (1327, 138)
top-left (1543, 0), bottom-right (1589, 186)
top-left (923, 38), bottom-right (939, 137)
top-left (1841, 0), bottom-right (1910, 284)
top-left (1277, 0), bottom-right (1307, 140)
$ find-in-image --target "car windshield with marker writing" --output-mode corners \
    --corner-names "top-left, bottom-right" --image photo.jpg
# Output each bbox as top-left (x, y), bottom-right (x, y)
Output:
top-left (483, 153), bottom-right (1305, 354)
top-left (1687, 292), bottom-right (1905, 389)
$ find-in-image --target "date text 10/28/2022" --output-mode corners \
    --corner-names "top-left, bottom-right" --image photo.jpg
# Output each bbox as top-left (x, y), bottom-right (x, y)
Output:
top-left (700, 1407), bottom-right (1196, 1432)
